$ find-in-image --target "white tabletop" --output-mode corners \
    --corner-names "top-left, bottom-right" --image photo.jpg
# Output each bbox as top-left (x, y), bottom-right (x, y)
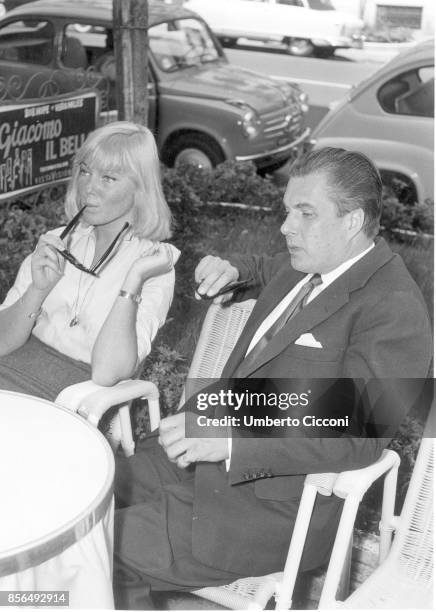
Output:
top-left (0, 391), bottom-right (114, 564)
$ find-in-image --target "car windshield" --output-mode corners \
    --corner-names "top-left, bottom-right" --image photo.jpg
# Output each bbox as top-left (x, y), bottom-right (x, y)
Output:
top-left (149, 17), bottom-right (220, 72)
top-left (307, 0), bottom-right (335, 10)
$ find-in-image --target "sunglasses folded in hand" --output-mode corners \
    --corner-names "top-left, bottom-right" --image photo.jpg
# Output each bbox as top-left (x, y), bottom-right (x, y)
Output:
top-left (56, 206), bottom-right (130, 277)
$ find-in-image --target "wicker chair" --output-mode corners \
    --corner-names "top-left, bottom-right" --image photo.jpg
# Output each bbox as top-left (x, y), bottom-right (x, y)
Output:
top-left (192, 450), bottom-right (400, 610)
top-left (56, 299), bottom-right (257, 455)
top-left (55, 300), bottom-right (256, 455)
top-left (57, 300), bottom-right (403, 609)
top-left (317, 421), bottom-right (434, 609)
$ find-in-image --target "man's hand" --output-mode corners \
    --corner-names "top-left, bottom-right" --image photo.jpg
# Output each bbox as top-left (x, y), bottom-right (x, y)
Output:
top-left (158, 412), bottom-right (229, 468)
top-left (195, 255), bottom-right (239, 303)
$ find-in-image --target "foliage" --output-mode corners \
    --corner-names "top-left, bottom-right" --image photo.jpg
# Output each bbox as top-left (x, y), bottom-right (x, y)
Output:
top-left (161, 165), bottom-right (203, 241)
top-left (357, 413), bottom-right (427, 533)
top-left (203, 160), bottom-right (282, 209)
top-left (381, 182), bottom-right (434, 234)
top-left (132, 344), bottom-right (188, 439)
top-left (0, 189), bottom-right (66, 301)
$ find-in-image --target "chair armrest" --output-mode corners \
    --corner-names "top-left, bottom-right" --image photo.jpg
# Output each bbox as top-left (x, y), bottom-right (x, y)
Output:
top-left (56, 379), bottom-right (160, 429)
top-left (305, 472), bottom-right (338, 496)
top-left (318, 449), bottom-right (400, 608)
top-left (333, 450), bottom-right (400, 501)
top-left (276, 472), bottom-right (337, 609)
top-left (276, 452), bottom-right (400, 609)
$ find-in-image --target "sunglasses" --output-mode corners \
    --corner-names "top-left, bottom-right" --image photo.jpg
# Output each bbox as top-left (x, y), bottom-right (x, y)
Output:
top-left (56, 206), bottom-right (130, 277)
top-left (196, 278), bottom-right (253, 300)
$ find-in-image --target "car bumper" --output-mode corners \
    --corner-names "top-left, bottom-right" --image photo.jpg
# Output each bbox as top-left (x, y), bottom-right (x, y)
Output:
top-left (235, 126), bottom-right (311, 165)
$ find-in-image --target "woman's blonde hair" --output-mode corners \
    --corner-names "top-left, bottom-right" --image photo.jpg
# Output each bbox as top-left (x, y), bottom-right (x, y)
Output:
top-left (65, 121), bottom-right (172, 240)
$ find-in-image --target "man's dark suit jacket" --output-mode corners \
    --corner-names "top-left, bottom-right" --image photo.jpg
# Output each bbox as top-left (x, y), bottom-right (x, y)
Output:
top-left (190, 238), bottom-right (432, 575)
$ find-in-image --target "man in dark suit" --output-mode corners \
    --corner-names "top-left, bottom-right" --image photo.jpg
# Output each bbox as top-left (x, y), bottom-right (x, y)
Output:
top-left (113, 148), bottom-right (432, 609)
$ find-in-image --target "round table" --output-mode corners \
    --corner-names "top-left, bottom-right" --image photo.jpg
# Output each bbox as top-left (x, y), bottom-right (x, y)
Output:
top-left (0, 391), bottom-right (115, 609)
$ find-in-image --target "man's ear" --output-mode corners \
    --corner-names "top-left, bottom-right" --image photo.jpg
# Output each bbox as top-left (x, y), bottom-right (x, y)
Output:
top-left (348, 208), bottom-right (365, 235)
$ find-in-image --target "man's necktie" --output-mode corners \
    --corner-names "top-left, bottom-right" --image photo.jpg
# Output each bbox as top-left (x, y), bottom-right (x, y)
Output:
top-left (244, 273), bottom-right (323, 364)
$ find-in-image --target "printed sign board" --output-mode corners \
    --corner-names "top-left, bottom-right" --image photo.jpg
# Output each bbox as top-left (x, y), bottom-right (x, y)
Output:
top-left (0, 91), bottom-right (98, 201)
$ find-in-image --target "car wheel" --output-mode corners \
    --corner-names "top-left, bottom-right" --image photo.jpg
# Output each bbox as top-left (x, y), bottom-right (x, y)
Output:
top-left (163, 133), bottom-right (225, 170)
top-left (380, 170), bottom-right (418, 206)
top-left (314, 47), bottom-right (335, 59)
top-left (284, 38), bottom-right (314, 57)
top-left (257, 158), bottom-right (289, 176)
top-left (219, 36), bottom-right (238, 48)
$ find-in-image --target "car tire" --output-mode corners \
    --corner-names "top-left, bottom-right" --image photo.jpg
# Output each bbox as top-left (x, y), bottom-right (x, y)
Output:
top-left (314, 47), bottom-right (335, 59)
top-left (219, 36), bottom-right (238, 48)
top-left (163, 132), bottom-right (225, 170)
top-left (380, 170), bottom-right (418, 206)
top-left (257, 158), bottom-right (289, 176)
top-left (284, 38), bottom-right (314, 57)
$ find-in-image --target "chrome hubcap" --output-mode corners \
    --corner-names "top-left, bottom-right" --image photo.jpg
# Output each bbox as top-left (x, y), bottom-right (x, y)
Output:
top-left (174, 148), bottom-right (213, 170)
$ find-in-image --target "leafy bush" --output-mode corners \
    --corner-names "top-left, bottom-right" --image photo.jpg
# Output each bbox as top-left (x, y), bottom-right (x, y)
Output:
top-left (203, 160), bottom-right (283, 209)
top-left (381, 183), bottom-right (434, 235)
top-left (161, 165), bottom-right (203, 241)
top-left (0, 190), bottom-right (66, 301)
top-left (132, 344), bottom-right (188, 438)
top-left (161, 160), bottom-right (433, 236)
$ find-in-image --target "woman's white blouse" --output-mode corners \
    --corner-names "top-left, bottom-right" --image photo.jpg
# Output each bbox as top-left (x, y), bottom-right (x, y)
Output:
top-left (0, 224), bottom-right (180, 364)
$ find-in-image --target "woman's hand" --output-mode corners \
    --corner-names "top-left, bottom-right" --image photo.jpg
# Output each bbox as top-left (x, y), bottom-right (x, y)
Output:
top-left (30, 233), bottom-right (66, 294)
top-left (123, 243), bottom-right (174, 293)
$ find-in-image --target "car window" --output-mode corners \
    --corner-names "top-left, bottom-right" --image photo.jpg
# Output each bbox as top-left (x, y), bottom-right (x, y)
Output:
top-left (63, 24), bottom-right (109, 70)
top-left (377, 65), bottom-right (434, 118)
top-left (0, 19), bottom-right (54, 65)
top-left (149, 18), bottom-right (219, 72)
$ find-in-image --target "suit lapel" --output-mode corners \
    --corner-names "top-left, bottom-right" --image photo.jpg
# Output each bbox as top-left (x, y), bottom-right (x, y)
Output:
top-left (230, 238), bottom-right (394, 378)
top-left (222, 263), bottom-right (305, 376)
top-left (236, 280), bottom-right (350, 377)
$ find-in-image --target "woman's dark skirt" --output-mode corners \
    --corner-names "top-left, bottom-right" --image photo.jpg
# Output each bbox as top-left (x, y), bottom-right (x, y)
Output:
top-left (0, 335), bottom-right (92, 402)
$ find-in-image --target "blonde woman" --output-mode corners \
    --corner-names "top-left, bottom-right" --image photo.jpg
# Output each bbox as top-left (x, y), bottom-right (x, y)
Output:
top-left (0, 121), bottom-right (179, 400)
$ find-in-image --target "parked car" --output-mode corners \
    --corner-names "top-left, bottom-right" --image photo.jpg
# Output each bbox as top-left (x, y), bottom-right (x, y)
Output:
top-left (0, 0), bottom-right (310, 172)
top-left (183, 0), bottom-right (365, 57)
top-left (309, 39), bottom-right (434, 204)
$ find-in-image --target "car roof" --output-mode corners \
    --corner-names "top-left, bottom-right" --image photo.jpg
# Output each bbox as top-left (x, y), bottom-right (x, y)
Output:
top-left (383, 39), bottom-right (435, 72)
top-left (3, 0), bottom-right (197, 26)
top-left (349, 39), bottom-right (434, 99)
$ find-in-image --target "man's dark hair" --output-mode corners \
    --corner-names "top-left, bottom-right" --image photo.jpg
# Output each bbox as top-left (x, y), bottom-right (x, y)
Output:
top-left (289, 147), bottom-right (383, 238)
